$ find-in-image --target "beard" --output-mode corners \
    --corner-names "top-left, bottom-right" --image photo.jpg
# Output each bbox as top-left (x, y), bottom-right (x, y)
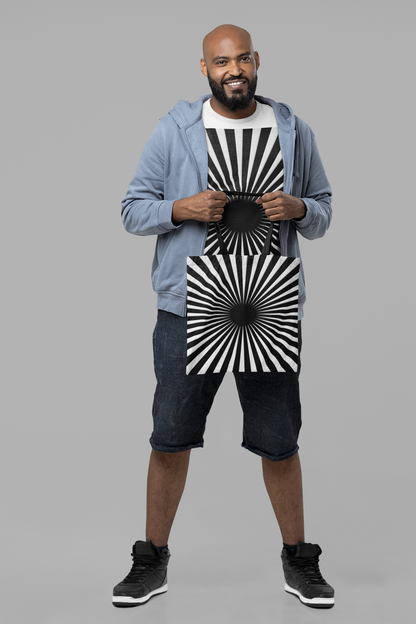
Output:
top-left (207, 70), bottom-right (257, 111)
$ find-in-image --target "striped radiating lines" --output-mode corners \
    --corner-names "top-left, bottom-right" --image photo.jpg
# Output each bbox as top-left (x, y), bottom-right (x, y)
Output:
top-left (204, 127), bottom-right (284, 255)
top-left (205, 192), bottom-right (281, 255)
top-left (186, 254), bottom-right (300, 375)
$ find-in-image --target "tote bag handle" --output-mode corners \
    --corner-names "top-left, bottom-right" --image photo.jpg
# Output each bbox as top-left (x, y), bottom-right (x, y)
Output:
top-left (214, 190), bottom-right (275, 256)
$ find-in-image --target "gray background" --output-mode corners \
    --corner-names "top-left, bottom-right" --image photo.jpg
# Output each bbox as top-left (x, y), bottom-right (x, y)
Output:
top-left (1, 0), bottom-right (415, 622)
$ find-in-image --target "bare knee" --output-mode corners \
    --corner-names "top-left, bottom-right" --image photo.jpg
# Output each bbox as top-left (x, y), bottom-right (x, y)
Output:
top-left (262, 452), bottom-right (300, 473)
top-left (151, 449), bottom-right (191, 469)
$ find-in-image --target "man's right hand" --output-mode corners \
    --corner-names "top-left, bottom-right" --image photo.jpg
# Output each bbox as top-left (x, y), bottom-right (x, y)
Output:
top-left (172, 190), bottom-right (228, 225)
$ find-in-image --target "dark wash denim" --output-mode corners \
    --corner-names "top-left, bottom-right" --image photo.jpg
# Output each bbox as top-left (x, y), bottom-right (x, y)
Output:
top-left (150, 310), bottom-right (302, 461)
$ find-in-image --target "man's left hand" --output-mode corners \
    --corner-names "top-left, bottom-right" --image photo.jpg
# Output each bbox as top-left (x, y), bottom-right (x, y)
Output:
top-left (255, 191), bottom-right (306, 221)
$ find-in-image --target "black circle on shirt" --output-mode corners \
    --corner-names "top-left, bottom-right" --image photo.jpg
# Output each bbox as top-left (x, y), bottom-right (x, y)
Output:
top-left (222, 199), bottom-right (262, 233)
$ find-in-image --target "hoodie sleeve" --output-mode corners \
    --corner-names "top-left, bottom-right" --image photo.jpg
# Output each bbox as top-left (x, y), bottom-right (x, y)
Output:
top-left (121, 122), bottom-right (181, 236)
top-left (291, 123), bottom-right (332, 240)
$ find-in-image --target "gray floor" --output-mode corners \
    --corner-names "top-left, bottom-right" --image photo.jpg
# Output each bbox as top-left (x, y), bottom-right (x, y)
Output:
top-left (3, 401), bottom-right (414, 624)
top-left (3, 502), bottom-right (413, 624)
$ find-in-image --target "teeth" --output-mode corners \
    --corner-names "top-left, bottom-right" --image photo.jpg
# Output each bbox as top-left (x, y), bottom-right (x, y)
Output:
top-left (227, 81), bottom-right (244, 86)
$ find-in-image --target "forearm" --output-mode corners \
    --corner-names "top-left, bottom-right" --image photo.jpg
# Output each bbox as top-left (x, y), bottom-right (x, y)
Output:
top-left (292, 198), bottom-right (307, 221)
top-left (292, 195), bottom-right (332, 239)
top-left (121, 198), bottom-right (177, 236)
top-left (171, 198), bottom-right (189, 226)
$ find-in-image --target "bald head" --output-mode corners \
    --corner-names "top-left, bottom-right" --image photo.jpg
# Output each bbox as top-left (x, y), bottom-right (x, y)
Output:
top-left (202, 24), bottom-right (254, 60)
top-left (200, 24), bottom-right (260, 118)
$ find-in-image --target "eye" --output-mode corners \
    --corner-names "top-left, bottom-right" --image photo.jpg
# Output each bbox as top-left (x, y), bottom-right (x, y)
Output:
top-left (241, 56), bottom-right (251, 62)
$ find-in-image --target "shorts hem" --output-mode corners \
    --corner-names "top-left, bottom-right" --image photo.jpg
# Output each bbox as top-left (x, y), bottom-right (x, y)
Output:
top-left (241, 442), bottom-right (299, 462)
top-left (150, 440), bottom-right (204, 453)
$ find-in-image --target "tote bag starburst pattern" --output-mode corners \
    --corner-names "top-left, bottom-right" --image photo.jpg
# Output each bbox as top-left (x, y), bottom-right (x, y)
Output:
top-left (186, 197), bottom-right (300, 375)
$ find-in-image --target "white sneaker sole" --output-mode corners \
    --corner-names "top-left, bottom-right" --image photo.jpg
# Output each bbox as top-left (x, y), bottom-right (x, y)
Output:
top-left (113, 583), bottom-right (168, 606)
top-left (284, 583), bottom-right (334, 608)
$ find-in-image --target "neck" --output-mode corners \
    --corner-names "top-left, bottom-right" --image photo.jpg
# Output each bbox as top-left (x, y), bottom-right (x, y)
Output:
top-left (209, 96), bottom-right (257, 119)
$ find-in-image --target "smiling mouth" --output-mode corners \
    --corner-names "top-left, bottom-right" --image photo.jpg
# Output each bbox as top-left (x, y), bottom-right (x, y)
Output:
top-left (224, 80), bottom-right (246, 93)
top-left (223, 79), bottom-right (246, 89)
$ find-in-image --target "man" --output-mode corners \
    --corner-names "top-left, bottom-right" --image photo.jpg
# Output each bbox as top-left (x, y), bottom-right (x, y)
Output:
top-left (114, 24), bottom-right (334, 609)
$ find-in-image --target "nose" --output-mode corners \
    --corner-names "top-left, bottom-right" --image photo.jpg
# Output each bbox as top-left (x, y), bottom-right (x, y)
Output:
top-left (228, 59), bottom-right (242, 76)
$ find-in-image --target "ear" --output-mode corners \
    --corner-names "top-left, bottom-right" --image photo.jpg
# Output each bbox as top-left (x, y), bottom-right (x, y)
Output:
top-left (200, 58), bottom-right (208, 78)
top-left (254, 51), bottom-right (260, 70)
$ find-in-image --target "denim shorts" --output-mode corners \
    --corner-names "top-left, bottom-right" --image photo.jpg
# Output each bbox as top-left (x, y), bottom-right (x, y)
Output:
top-left (150, 310), bottom-right (302, 461)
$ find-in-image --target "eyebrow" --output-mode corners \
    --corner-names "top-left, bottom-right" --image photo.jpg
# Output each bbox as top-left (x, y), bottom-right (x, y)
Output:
top-left (211, 51), bottom-right (252, 62)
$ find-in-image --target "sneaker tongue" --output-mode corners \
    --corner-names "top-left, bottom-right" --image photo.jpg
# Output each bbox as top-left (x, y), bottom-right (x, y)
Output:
top-left (295, 542), bottom-right (321, 558)
top-left (133, 541), bottom-right (158, 558)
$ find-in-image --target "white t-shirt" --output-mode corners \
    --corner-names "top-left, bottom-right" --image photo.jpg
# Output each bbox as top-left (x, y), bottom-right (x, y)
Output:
top-left (202, 99), bottom-right (284, 255)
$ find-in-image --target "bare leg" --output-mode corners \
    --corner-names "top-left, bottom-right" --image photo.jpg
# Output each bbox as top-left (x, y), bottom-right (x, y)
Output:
top-left (262, 452), bottom-right (305, 544)
top-left (146, 449), bottom-right (191, 547)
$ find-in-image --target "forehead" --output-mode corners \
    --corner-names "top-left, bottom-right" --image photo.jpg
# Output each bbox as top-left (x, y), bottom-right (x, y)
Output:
top-left (204, 31), bottom-right (253, 61)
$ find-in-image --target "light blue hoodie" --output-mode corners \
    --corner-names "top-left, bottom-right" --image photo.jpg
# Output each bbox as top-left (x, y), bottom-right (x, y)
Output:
top-left (121, 95), bottom-right (332, 318)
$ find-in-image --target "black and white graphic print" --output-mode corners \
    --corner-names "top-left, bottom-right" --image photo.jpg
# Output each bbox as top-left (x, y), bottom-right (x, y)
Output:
top-left (204, 127), bottom-right (284, 255)
top-left (186, 253), bottom-right (300, 375)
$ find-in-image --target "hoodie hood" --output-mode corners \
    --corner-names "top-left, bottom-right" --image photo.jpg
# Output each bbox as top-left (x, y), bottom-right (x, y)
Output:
top-left (168, 94), bottom-right (295, 132)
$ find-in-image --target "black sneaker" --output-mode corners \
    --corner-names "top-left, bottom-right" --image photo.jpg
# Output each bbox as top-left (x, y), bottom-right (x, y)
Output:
top-left (112, 540), bottom-right (170, 607)
top-left (281, 542), bottom-right (334, 608)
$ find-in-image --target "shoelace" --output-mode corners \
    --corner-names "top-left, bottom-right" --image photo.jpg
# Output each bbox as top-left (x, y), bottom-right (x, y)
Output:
top-left (121, 555), bottom-right (160, 584)
top-left (290, 555), bottom-right (327, 585)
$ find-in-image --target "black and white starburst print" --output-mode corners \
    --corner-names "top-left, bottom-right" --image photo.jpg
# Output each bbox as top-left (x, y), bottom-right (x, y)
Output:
top-left (205, 192), bottom-right (281, 256)
top-left (204, 127), bottom-right (284, 255)
top-left (206, 127), bottom-right (284, 195)
top-left (186, 254), bottom-right (300, 375)
top-left (187, 122), bottom-right (298, 375)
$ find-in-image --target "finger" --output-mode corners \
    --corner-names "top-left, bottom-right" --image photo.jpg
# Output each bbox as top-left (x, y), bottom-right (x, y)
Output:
top-left (210, 190), bottom-right (228, 201)
top-left (212, 199), bottom-right (228, 208)
top-left (264, 207), bottom-right (282, 219)
top-left (264, 204), bottom-right (280, 215)
top-left (262, 198), bottom-right (284, 211)
top-left (209, 206), bottom-right (225, 216)
top-left (206, 201), bottom-right (226, 211)
top-left (260, 191), bottom-right (281, 203)
top-left (266, 213), bottom-right (281, 222)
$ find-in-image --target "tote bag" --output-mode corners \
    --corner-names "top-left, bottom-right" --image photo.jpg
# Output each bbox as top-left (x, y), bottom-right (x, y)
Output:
top-left (186, 192), bottom-right (300, 375)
